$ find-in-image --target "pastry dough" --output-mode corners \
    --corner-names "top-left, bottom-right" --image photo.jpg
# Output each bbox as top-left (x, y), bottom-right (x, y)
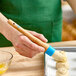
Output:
top-left (60, 51), bottom-right (66, 56)
top-left (60, 51), bottom-right (67, 58)
top-left (56, 51), bottom-right (70, 76)
top-left (56, 61), bottom-right (69, 70)
top-left (56, 71), bottom-right (69, 76)
top-left (57, 68), bottom-right (68, 74)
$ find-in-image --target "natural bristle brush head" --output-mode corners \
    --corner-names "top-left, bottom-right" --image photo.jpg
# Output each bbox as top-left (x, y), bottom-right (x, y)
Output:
top-left (52, 51), bottom-right (67, 62)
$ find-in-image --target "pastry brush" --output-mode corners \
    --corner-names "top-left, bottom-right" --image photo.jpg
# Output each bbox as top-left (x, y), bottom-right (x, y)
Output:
top-left (7, 19), bottom-right (66, 62)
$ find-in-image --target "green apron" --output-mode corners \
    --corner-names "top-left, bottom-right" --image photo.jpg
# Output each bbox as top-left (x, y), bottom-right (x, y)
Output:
top-left (0, 0), bottom-right (62, 47)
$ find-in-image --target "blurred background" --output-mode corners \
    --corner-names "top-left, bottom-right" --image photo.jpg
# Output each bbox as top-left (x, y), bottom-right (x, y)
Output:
top-left (62, 0), bottom-right (76, 41)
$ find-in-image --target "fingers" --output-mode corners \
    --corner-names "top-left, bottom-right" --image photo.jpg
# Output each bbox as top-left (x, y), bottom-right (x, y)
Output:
top-left (15, 44), bottom-right (40, 58)
top-left (19, 36), bottom-right (45, 52)
top-left (28, 31), bottom-right (48, 43)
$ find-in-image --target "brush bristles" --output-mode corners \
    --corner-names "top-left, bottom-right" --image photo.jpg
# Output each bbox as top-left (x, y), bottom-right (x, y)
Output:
top-left (52, 51), bottom-right (67, 62)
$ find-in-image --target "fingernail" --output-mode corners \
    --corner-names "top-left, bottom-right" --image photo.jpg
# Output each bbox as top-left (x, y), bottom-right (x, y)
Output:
top-left (46, 39), bottom-right (48, 42)
top-left (40, 48), bottom-right (45, 52)
top-left (45, 39), bottom-right (48, 42)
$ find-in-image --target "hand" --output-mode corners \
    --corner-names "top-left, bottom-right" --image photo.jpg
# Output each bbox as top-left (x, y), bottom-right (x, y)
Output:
top-left (11, 30), bottom-right (48, 58)
top-left (0, 13), bottom-right (48, 58)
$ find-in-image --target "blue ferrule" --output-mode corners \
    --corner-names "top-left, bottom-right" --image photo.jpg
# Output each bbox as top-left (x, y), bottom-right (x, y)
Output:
top-left (16, 24), bottom-right (20, 28)
top-left (45, 45), bottom-right (55, 56)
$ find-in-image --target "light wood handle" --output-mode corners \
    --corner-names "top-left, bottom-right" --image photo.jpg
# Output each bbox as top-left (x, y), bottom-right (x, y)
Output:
top-left (8, 19), bottom-right (49, 51)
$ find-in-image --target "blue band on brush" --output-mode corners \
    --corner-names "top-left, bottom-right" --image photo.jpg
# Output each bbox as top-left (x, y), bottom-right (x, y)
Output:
top-left (16, 24), bottom-right (20, 28)
top-left (45, 45), bottom-right (55, 56)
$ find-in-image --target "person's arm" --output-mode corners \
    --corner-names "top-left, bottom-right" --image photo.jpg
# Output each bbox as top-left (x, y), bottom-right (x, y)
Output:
top-left (0, 13), bottom-right (14, 41)
top-left (67, 0), bottom-right (76, 13)
top-left (0, 12), bottom-right (47, 58)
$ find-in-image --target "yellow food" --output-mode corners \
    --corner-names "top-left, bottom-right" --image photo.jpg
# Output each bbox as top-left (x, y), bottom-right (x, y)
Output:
top-left (56, 62), bottom-right (69, 70)
top-left (57, 68), bottom-right (68, 74)
top-left (56, 71), bottom-right (69, 76)
top-left (56, 51), bottom-right (70, 76)
top-left (0, 63), bottom-right (8, 74)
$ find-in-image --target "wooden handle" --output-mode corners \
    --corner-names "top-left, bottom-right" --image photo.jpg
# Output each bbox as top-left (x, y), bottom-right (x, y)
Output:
top-left (8, 19), bottom-right (49, 50)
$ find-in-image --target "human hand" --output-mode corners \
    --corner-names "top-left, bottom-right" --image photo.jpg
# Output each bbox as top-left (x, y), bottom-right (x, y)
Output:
top-left (11, 30), bottom-right (48, 58)
top-left (0, 13), bottom-right (48, 58)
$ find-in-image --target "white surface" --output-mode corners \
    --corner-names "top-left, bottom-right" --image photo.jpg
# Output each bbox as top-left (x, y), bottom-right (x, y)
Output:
top-left (45, 52), bottom-right (76, 76)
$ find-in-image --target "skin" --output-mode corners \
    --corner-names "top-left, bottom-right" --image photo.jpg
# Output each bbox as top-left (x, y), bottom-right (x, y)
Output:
top-left (0, 13), bottom-right (48, 58)
top-left (0, 0), bottom-right (76, 58)
top-left (67, 0), bottom-right (76, 13)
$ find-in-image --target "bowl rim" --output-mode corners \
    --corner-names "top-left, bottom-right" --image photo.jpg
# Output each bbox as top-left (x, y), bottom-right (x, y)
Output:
top-left (0, 51), bottom-right (13, 62)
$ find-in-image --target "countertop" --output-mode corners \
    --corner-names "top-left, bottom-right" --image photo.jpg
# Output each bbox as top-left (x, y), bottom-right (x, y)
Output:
top-left (0, 41), bottom-right (76, 76)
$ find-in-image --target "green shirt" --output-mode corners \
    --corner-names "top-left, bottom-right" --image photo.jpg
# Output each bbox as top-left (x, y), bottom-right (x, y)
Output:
top-left (0, 0), bottom-right (62, 47)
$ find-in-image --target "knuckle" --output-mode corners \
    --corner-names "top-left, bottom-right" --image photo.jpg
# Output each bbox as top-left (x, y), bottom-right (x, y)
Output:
top-left (29, 56), bottom-right (33, 58)
top-left (39, 34), bottom-right (43, 37)
top-left (29, 43), bottom-right (34, 49)
top-left (19, 51), bottom-right (24, 56)
top-left (29, 52), bottom-right (33, 58)
top-left (19, 36), bottom-right (28, 43)
top-left (29, 31), bottom-right (36, 34)
top-left (39, 47), bottom-right (45, 52)
top-left (15, 43), bottom-right (22, 49)
top-left (19, 52), bottom-right (23, 56)
top-left (32, 31), bottom-right (36, 33)
top-left (25, 53), bottom-right (33, 58)
top-left (19, 36), bottom-right (23, 41)
top-left (15, 43), bottom-right (20, 48)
